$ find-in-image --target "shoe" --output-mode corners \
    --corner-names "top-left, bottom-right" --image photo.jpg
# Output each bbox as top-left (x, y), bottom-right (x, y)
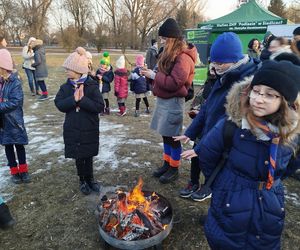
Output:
top-left (87, 181), bottom-right (101, 193)
top-left (36, 91), bottom-right (41, 96)
top-left (11, 174), bottom-right (22, 184)
top-left (0, 203), bottom-right (16, 229)
top-left (179, 181), bottom-right (199, 198)
top-left (31, 91), bottom-right (36, 96)
top-left (38, 95), bottom-right (49, 101)
top-left (145, 108), bottom-right (150, 114)
top-left (104, 107), bottom-right (110, 115)
top-left (79, 181), bottom-right (92, 195)
top-left (153, 162), bottom-right (170, 178)
top-left (191, 186), bottom-right (212, 202)
top-left (20, 172), bottom-right (31, 183)
top-left (134, 110), bottom-right (140, 117)
top-left (159, 167), bottom-right (178, 184)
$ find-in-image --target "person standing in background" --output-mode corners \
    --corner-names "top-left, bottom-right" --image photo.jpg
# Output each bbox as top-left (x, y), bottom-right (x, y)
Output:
top-left (22, 37), bottom-right (39, 96)
top-left (31, 39), bottom-right (49, 101)
top-left (146, 39), bottom-right (158, 70)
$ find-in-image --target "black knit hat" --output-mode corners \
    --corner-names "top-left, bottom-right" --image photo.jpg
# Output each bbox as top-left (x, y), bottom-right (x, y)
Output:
top-left (274, 52), bottom-right (300, 66)
top-left (158, 18), bottom-right (181, 38)
top-left (251, 60), bottom-right (300, 103)
top-left (293, 26), bottom-right (300, 36)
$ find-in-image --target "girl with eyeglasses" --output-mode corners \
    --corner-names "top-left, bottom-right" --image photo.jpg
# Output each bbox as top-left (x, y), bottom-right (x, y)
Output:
top-left (181, 60), bottom-right (300, 249)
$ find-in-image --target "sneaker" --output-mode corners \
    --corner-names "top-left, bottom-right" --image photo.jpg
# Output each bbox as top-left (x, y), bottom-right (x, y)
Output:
top-left (20, 172), bottom-right (31, 183)
top-left (0, 203), bottom-right (16, 229)
top-left (87, 181), bottom-right (101, 193)
top-left (79, 181), bottom-right (92, 195)
top-left (159, 167), bottom-right (178, 184)
top-left (38, 95), bottom-right (49, 101)
top-left (179, 181), bottom-right (199, 198)
top-left (145, 108), bottom-right (150, 114)
top-left (153, 162), bottom-right (170, 178)
top-left (191, 186), bottom-right (212, 202)
top-left (11, 174), bottom-right (22, 184)
top-left (134, 110), bottom-right (140, 117)
top-left (31, 91), bottom-right (36, 96)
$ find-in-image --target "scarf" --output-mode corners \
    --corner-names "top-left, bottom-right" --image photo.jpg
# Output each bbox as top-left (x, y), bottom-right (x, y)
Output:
top-left (68, 74), bottom-right (88, 90)
top-left (251, 119), bottom-right (280, 190)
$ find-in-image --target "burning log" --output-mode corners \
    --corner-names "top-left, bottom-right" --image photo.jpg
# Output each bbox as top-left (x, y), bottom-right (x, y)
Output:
top-left (98, 178), bottom-right (170, 241)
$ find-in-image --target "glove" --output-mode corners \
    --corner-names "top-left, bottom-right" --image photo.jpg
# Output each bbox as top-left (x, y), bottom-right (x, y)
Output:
top-left (114, 91), bottom-right (119, 97)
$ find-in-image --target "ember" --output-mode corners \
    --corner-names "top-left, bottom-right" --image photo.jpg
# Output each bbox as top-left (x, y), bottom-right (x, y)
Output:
top-left (98, 178), bottom-right (170, 241)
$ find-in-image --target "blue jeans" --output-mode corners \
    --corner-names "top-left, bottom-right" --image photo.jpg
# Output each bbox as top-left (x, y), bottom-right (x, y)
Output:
top-left (24, 68), bottom-right (38, 92)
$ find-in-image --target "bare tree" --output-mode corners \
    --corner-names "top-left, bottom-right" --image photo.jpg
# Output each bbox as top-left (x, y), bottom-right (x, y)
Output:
top-left (20, 0), bottom-right (53, 37)
top-left (64, 0), bottom-right (91, 38)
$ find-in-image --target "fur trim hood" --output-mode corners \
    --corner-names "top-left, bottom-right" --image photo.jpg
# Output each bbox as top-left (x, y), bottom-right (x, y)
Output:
top-left (31, 39), bottom-right (43, 48)
top-left (225, 76), bottom-right (253, 127)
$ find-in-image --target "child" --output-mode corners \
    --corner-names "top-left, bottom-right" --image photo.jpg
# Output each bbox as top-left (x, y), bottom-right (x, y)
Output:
top-left (54, 47), bottom-right (104, 195)
top-left (85, 51), bottom-right (95, 76)
top-left (0, 49), bottom-right (30, 184)
top-left (0, 195), bottom-right (15, 229)
top-left (114, 55), bottom-right (128, 116)
top-left (181, 60), bottom-right (300, 249)
top-left (130, 54), bottom-right (150, 117)
top-left (96, 52), bottom-right (114, 115)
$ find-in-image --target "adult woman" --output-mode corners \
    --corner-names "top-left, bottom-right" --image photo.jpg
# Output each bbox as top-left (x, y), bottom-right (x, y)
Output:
top-left (141, 18), bottom-right (196, 184)
top-left (247, 38), bottom-right (261, 59)
top-left (22, 37), bottom-right (39, 95)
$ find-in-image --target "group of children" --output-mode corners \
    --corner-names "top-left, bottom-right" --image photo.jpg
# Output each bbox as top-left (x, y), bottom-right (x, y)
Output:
top-left (90, 52), bottom-right (151, 117)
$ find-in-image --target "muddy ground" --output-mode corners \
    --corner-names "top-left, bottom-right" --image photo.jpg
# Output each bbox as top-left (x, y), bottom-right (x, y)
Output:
top-left (0, 53), bottom-right (300, 250)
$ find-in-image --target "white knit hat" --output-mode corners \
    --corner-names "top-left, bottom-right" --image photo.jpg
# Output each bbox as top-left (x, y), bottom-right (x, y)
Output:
top-left (63, 47), bottom-right (89, 74)
top-left (116, 55), bottom-right (125, 69)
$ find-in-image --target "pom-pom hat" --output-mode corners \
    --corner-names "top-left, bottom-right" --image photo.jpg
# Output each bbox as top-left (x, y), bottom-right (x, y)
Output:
top-left (0, 49), bottom-right (13, 71)
top-left (63, 47), bottom-right (89, 74)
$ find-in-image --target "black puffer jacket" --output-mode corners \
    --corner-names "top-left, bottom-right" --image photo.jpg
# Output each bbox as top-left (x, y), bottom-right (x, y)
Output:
top-left (54, 76), bottom-right (104, 159)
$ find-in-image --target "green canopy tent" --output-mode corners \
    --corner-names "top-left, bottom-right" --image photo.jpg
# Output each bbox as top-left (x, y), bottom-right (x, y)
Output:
top-left (186, 0), bottom-right (287, 84)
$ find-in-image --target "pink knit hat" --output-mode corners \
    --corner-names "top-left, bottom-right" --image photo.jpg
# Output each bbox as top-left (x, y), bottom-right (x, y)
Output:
top-left (135, 55), bottom-right (145, 67)
top-left (63, 47), bottom-right (89, 74)
top-left (0, 49), bottom-right (13, 71)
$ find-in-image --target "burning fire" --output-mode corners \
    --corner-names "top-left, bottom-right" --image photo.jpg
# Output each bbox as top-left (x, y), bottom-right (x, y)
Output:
top-left (98, 178), bottom-right (170, 241)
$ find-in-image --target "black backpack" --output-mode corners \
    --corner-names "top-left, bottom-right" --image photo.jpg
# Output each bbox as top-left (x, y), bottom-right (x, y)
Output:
top-left (202, 120), bottom-right (237, 189)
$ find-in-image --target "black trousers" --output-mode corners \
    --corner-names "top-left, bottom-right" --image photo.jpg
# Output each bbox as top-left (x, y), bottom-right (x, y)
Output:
top-left (75, 157), bottom-right (93, 178)
top-left (5, 144), bottom-right (26, 167)
top-left (190, 143), bottom-right (201, 186)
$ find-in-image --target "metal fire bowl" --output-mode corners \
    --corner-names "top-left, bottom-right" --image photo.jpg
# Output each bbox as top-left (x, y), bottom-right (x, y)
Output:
top-left (99, 191), bottom-right (173, 250)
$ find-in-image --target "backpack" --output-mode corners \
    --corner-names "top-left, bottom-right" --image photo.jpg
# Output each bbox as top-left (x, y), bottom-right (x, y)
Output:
top-left (202, 120), bottom-right (237, 189)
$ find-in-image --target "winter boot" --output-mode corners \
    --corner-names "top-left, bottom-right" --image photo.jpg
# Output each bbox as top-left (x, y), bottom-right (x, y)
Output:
top-left (134, 110), bottom-right (140, 117)
top-left (79, 181), bottom-right (92, 195)
top-left (104, 107), bottom-right (110, 115)
top-left (0, 203), bottom-right (16, 229)
top-left (19, 164), bottom-right (31, 183)
top-left (86, 176), bottom-right (101, 193)
top-left (10, 167), bottom-right (22, 184)
top-left (159, 167), bottom-right (179, 184)
top-left (153, 161), bottom-right (170, 178)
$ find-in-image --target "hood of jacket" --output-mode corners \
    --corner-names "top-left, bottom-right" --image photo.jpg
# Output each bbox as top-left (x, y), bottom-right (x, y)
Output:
top-left (180, 43), bottom-right (197, 64)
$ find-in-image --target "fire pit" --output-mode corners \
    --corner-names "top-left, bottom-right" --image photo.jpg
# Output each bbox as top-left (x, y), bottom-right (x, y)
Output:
top-left (97, 179), bottom-right (173, 249)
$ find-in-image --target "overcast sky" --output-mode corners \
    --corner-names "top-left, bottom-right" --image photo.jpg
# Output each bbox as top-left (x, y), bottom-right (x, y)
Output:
top-left (204, 0), bottom-right (293, 20)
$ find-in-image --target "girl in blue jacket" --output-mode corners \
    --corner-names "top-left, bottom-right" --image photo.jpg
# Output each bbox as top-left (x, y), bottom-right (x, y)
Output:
top-left (181, 60), bottom-right (300, 249)
top-left (0, 49), bottom-right (30, 184)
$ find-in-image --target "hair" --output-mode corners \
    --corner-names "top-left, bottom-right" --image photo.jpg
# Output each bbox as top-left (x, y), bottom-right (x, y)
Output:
top-left (0, 67), bottom-right (11, 79)
top-left (248, 38), bottom-right (260, 49)
top-left (157, 38), bottom-right (187, 75)
top-left (240, 85), bottom-right (300, 150)
top-left (271, 37), bottom-right (289, 47)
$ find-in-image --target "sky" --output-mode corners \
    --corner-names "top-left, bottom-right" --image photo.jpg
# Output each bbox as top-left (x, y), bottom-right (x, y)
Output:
top-left (204, 0), bottom-right (293, 20)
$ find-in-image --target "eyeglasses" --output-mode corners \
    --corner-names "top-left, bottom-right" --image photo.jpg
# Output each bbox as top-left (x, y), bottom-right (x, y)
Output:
top-left (249, 89), bottom-right (281, 102)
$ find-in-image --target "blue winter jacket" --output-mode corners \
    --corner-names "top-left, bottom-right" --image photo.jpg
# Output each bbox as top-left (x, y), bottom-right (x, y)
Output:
top-left (130, 67), bottom-right (148, 94)
top-left (96, 67), bottom-right (114, 93)
top-left (185, 58), bottom-right (259, 143)
top-left (197, 80), bottom-right (300, 250)
top-left (0, 73), bottom-right (28, 145)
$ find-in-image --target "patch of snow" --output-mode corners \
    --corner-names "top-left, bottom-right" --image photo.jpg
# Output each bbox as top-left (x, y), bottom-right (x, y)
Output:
top-left (127, 139), bottom-right (151, 144)
top-left (30, 102), bottom-right (39, 109)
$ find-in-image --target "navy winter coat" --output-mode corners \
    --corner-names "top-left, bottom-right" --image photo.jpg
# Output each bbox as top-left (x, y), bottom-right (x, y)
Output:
top-left (96, 67), bottom-right (114, 93)
top-left (185, 58), bottom-right (259, 142)
top-left (130, 67), bottom-right (147, 94)
top-left (54, 76), bottom-right (104, 159)
top-left (0, 73), bottom-right (28, 145)
top-left (197, 80), bottom-right (300, 250)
